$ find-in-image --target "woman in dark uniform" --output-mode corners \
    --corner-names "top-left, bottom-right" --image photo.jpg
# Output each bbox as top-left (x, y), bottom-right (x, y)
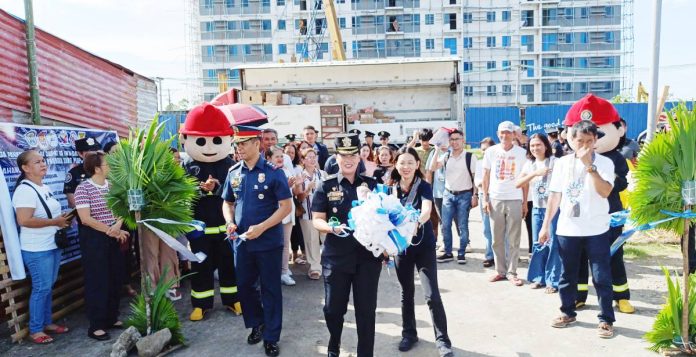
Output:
top-left (311, 133), bottom-right (381, 357)
top-left (390, 147), bottom-right (453, 357)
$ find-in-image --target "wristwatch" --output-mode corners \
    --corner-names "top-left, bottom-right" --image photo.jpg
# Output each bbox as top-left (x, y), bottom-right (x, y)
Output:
top-left (586, 164), bottom-right (597, 173)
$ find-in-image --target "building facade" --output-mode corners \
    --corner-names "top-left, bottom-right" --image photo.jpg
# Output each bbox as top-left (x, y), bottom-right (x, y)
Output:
top-left (190, 0), bottom-right (633, 106)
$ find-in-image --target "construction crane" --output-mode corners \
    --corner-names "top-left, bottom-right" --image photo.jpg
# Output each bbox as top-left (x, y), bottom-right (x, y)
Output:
top-left (323, 0), bottom-right (345, 60)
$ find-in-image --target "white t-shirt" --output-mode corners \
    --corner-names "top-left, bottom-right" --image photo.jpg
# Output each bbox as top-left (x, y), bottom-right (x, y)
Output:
top-left (12, 180), bottom-right (61, 252)
top-left (439, 151), bottom-right (477, 192)
top-left (482, 144), bottom-right (528, 200)
top-left (548, 153), bottom-right (615, 237)
top-left (521, 157), bottom-right (557, 209)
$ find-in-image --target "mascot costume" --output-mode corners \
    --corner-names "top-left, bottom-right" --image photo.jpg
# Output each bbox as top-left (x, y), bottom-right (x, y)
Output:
top-left (181, 103), bottom-right (241, 321)
top-left (563, 94), bottom-right (633, 314)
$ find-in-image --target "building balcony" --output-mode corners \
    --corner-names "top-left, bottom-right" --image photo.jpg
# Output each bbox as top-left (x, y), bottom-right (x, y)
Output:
top-left (199, 4), bottom-right (271, 16)
top-left (544, 17), bottom-right (621, 28)
top-left (557, 42), bottom-right (621, 52)
top-left (202, 54), bottom-right (273, 63)
top-left (201, 30), bottom-right (272, 40)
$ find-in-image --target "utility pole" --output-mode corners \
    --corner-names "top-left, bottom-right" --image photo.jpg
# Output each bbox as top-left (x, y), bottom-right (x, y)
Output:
top-left (24, 0), bottom-right (41, 125)
top-left (154, 77), bottom-right (163, 111)
top-left (168, 89), bottom-right (172, 110)
top-left (646, 0), bottom-right (662, 143)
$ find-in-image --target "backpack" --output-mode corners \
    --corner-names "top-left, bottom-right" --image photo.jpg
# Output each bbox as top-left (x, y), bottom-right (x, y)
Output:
top-left (443, 151), bottom-right (474, 184)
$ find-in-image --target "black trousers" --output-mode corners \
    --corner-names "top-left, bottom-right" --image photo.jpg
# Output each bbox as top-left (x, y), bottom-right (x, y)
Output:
top-left (80, 226), bottom-right (124, 333)
top-left (291, 221), bottom-right (305, 253)
top-left (577, 226), bottom-right (628, 302)
top-left (525, 201), bottom-right (534, 253)
top-left (189, 233), bottom-right (238, 309)
top-left (395, 245), bottom-right (450, 347)
top-left (323, 260), bottom-right (381, 357)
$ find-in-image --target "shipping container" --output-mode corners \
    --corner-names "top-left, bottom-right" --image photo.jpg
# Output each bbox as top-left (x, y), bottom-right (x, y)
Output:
top-left (0, 10), bottom-right (157, 137)
top-left (464, 107), bottom-right (520, 145)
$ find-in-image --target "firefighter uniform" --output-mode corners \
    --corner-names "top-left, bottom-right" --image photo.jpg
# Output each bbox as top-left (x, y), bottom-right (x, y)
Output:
top-left (184, 157), bottom-right (240, 315)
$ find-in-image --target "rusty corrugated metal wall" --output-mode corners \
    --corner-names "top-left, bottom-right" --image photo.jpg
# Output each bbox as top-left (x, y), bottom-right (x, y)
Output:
top-left (0, 10), bottom-right (156, 136)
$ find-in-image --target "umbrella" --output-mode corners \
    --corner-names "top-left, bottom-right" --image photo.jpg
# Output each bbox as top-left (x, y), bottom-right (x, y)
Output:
top-left (210, 89), bottom-right (238, 106)
top-left (217, 103), bottom-right (268, 127)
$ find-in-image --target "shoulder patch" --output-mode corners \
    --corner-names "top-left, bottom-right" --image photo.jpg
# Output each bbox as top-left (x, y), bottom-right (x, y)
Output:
top-left (323, 174), bottom-right (338, 182)
top-left (64, 172), bottom-right (72, 183)
top-left (229, 161), bottom-right (242, 171)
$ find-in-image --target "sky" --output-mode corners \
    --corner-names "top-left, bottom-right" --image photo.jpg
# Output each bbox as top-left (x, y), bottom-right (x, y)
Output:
top-left (1, 0), bottom-right (695, 106)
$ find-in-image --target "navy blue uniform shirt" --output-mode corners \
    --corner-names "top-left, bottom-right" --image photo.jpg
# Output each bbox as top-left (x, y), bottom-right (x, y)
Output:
top-left (63, 164), bottom-right (89, 194)
top-left (311, 173), bottom-right (379, 273)
top-left (222, 157), bottom-right (292, 252)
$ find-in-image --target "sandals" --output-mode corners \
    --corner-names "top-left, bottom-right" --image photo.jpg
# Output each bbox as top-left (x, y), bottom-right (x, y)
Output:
top-left (545, 287), bottom-right (558, 294)
top-left (44, 324), bottom-right (69, 334)
top-left (308, 271), bottom-right (321, 280)
top-left (489, 274), bottom-right (507, 282)
top-left (529, 282), bottom-right (544, 289)
top-left (511, 277), bottom-right (524, 287)
top-left (31, 333), bottom-right (54, 344)
top-left (597, 322), bottom-right (614, 338)
top-left (551, 315), bottom-right (577, 328)
top-left (294, 257), bottom-right (307, 265)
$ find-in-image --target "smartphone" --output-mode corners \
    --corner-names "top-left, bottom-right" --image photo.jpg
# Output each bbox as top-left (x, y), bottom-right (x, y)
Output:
top-left (64, 208), bottom-right (77, 220)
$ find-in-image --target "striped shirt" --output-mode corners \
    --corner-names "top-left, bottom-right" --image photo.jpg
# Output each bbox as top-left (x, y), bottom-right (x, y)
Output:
top-left (74, 179), bottom-right (116, 225)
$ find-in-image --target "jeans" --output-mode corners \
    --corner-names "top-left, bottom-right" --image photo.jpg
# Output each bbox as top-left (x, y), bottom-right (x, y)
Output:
top-left (22, 249), bottom-right (62, 334)
top-left (441, 190), bottom-right (472, 256)
top-left (557, 231), bottom-right (615, 324)
top-left (395, 246), bottom-right (450, 347)
top-left (479, 192), bottom-right (493, 260)
top-left (528, 208), bottom-right (562, 288)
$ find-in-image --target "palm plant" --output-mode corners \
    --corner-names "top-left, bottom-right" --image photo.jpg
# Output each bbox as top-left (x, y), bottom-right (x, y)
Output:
top-left (632, 103), bottom-right (696, 351)
top-left (645, 268), bottom-right (696, 352)
top-left (106, 116), bottom-right (198, 336)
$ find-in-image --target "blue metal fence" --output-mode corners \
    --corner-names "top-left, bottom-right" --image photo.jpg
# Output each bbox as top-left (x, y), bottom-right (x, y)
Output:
top-left (465, 106), bottom-right (519, 145)
top-left (158, 111), bottom-right (187, 148)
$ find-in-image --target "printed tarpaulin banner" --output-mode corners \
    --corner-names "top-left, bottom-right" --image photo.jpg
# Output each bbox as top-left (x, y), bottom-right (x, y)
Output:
top-left (0, 123), bottom-right (117, 279)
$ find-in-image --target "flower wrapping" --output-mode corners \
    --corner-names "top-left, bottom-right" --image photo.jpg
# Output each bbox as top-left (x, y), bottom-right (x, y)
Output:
top-left (348, 184), bottom-right (420, 257)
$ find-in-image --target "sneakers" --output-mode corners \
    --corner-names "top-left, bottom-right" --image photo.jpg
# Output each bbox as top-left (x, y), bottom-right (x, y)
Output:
top-left (457, 254), bottom-right (467, 265)
top-left (281, 274), bottom-right (296, 286)
top-left (617, 299), bottom-right (635, 314)
top-left (465, 243), bottom-right (473, 253)
top-left (167, 288), bottom-right (182, 301)
top-left (398, 337), bottom-right (418, 352)
top-left (436, 253), bottom-right (454, 263)
top-left (437, 344), bottom-right (454, 357)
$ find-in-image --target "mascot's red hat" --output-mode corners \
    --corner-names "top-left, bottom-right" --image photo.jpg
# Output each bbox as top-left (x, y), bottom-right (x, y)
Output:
top-left (563, 93), bottom-right (620, 127)
top-left (180, 103), bottom-right (234, 136)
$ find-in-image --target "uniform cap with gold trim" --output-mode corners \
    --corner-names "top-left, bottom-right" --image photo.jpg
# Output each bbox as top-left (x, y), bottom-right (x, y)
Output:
top-left (233, 125), bottom-right (262, 143)
top-left (334, 134), bottom-right (360, 155)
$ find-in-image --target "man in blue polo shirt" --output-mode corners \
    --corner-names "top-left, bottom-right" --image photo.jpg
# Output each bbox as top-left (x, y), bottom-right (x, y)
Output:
top-left (222, 125), bottom-right (292, 357)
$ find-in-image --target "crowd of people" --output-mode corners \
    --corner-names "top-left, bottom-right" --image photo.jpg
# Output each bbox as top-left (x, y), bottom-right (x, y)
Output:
top-left (9, 95), bottom-right (650, 356)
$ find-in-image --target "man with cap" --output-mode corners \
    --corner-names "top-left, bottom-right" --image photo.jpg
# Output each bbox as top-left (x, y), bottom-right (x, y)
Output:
top-left (364, 131), bottom-right (376, 152)
top-left (545, 126), bottom-right (565, 158)
top-left (222, 125), bottom-right (292, 357)
top-left (64, 137), bottom-right (101, 208)
top-left (482, 121), bottom-right (529, 286)
top-left (180, 103), bottom-right (241, 320)
top-left (303, 125), bottom-right (330, 170)
top-left (378, 131), bottom-right (399, 151)
top-left (311, 133), bottom-right (381, 357)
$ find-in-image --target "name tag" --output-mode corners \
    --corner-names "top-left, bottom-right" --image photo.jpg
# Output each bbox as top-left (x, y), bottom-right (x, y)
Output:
top-left (327, 191), bottom-right (343, 201)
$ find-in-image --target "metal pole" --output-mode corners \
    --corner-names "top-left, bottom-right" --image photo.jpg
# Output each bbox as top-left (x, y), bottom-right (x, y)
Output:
top-left (646, 0), bottom-right (662, 143)
top-left (515, 64), bottom-right (521, 106)
top-left (24, 0), bottom-right (41, 125)
top-left (155, 77), bottom-right (163, 111)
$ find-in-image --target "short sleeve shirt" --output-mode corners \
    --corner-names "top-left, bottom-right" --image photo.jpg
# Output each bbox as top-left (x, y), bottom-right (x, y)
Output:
top-left (482, 144), bottom-right (528, 200)
top-left (521, 157), bottom-right (556, 209)
top-left (63, 164), bottom-right (90, 195)
top-left (395, 180), bottom-right (435, 250)
top-left (222, 157), bottom-right (292, 252)
top-left (74, 179), bottom-right (116, 226)
top-left (548, 153), bottom-right (614, 237)
top-left (12, 180), bottom-right (61, 251)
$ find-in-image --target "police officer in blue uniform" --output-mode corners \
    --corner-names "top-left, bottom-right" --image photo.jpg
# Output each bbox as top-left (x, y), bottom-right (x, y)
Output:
top-left (222, 125), bottom-right (292, 357)
top-left (64, 137), bottom-right (101, 208)
top-left (311, 133), bottom-right (382, 357)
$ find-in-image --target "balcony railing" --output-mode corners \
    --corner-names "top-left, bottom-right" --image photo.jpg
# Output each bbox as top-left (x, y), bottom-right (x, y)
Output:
top-left (202, 54), bottom-right (273, 63)
top-left (544, 16), bottom-right (621, 27)
top-left (201, 30), bottom-right (272, 40)
top-left (199, 4), bottom-right (271, 15)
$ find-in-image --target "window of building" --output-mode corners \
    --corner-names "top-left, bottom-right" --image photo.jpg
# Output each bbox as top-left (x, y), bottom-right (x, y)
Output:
top-left (522, 59), bottom-right (534, 77)
top-left (605, 6), bottom-right (615, 17)
top-left (502, 85), bottom-right (512, 96)
top-left (444, 37), bottom-right (457, 54)
top-left (486, 11), bottom-right (495, 22)
top-left (445, 13), bottom-right (457, 29)
top-left (229, 45), bottom-right (238, 56)
top-left (564, 8), bottom-right (574, 19)
top-left (542, 33), bottom-right (557, 51)
top-left (502, 60), bottom-right (511, 70)
top-left (425, 14), bottom-right (434, 25)
top-left (464, 86), bottom-right (473, 97)
top-left (502, 10), bottom-right (511, 22)
top-left (463, 12), bottom-right (472, 24)
top-left (278, 44), bottom-right (287, 54)
top-left (277, 20), bottom-right (286, 30)
top-left (227, 21), bottom-right (237, 30)
top-left (425, 38), bottom-right (434, 50)
top-left (580, 7), bottom-right (588, 19)
top-left (502, 35), bottom-right (511, 47)
top-left (205, 69), bottom-right (216, 78)
top-left (605, 31), bottom-right (615, 43)
top-left (262, 20), bottom-right (272, 30)
top-left (463, 61), bottom-right (473, 72)
top-left (242, 0), bottom-right (249, 7)
top-left (244, 44), bottom-right (251, 55)
top-left (337, 0), bottom-right (344, 3)
top-left (486, 61), bottom-right (496, 70)
top-left (487, 85), bottom-right (497, 96)
top-left (242, 21), bottom-right (250, 30)
top-left (277, 0), bottom-right (285, 5)
top-left (225, 0), bottom-right (235, 7)
top-left (463, 37), bottom-right (473, 49)
top-left (339, 17), bottom-right (346, 29)
top-left (263, 43), bottom-right (272, 55)
top-left (203, 0), bottom-right (213, 7)
top-left (486, 36), bottom-right (496, 48)
top-left (521, 84), bottom-right (534, 94)
top-left (577, 57), bottom-right (588, 68)
top-left (522, 10), bottom-right (534, 26)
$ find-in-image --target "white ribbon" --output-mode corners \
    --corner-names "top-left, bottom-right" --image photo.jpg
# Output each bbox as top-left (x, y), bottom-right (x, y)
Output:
top-left (137, 218), bottom-right (207, 263)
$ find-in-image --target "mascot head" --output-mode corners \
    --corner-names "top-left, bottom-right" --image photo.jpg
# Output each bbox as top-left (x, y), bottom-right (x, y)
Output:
top-left (563, 93), bottom-right (624, 154)
top-left (180, 103), bottom-right (234, 162)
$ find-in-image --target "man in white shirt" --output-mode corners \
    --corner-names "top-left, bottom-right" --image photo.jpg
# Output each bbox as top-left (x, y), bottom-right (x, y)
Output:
top-left (433, 129), bottom-right (477, 264)
top-left (539, 120), bottom-right (615, 338)
top-left (482, 121), bottom-right (529, 286)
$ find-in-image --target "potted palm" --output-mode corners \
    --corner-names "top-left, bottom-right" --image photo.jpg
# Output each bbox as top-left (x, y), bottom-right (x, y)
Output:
top-left (632, 104), bottom-right (696, 352)
top-left (106, 117), bottom-right (198, 346)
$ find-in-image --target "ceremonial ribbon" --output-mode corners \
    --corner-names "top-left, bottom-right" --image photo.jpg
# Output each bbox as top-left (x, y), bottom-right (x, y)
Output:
top-left (609, 209), bottom-right (696, 256)
top-left (138, 218), bottom-right (207, 262)
top-left (328, 216), bottom-right (352, 237)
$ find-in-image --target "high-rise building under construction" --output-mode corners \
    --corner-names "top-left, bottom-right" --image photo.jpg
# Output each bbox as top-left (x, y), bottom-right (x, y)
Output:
top-left (187, 0), bottom-right (633, 106)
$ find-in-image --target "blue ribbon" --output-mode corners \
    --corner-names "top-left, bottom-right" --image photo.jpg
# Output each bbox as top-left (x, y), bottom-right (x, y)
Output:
top-left (609, 209), bottom-right (696, 256)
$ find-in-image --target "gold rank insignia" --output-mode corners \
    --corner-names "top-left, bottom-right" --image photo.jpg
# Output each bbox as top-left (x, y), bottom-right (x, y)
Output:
top-left (327, 187), bottom-right (343, 201)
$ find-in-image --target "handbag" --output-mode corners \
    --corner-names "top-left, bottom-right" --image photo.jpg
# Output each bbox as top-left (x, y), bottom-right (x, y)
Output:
top-left (21, 182), bottom-right (71, 249)
top-left (294, 196), bottom-right (306, 217)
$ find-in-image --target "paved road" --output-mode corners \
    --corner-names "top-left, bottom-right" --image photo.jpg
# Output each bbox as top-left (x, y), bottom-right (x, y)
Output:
top-left (1, 209), bottom-right (667, 356)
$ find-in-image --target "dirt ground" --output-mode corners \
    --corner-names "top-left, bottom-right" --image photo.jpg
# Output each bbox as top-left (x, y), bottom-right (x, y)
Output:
top-left (0, 209), bottom-right (681, 357)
